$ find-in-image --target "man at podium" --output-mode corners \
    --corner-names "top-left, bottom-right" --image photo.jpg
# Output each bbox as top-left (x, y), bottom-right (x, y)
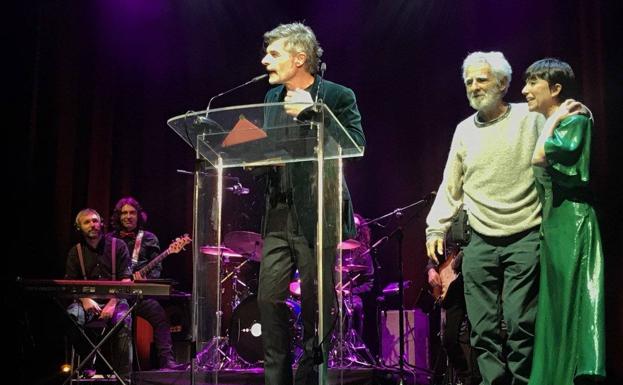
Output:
top-left (256, 22), bottom-right (365, 385)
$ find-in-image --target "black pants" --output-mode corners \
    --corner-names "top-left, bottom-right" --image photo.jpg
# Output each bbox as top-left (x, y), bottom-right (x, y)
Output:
top-left (134, 298), bottom-right (174, 368)
top-left (258, 204), bottom-right (336, 385)
top-left (442, 276), bottom-right (480, 385)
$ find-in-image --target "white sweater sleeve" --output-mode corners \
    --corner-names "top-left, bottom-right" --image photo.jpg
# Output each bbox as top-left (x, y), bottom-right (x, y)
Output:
top-left (425, 127), bottom-right (464, 240)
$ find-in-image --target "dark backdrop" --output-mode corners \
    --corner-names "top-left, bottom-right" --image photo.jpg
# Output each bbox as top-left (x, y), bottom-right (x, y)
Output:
top-left (6, 1), bottom-right (622, 384)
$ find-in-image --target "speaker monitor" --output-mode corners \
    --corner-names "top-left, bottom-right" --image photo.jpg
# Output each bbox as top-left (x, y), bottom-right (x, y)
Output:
top-left (380, 309), bottom-right (430, 370)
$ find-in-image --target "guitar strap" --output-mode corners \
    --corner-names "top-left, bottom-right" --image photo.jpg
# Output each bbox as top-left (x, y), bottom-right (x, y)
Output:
top-left (447, 208), bottom-right (471, 247)
top-left (131, 230), bottom-right (144, 265)
top-left (111, 237), bottom-right (116, 280)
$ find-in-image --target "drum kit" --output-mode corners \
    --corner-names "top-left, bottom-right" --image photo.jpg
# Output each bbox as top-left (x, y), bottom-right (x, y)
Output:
top-left (198, 231), bottom-right (302, 367)
top-left (198, 231), bottom-right (375, 368)
top-left (330, 261), bottom-right (377, 367)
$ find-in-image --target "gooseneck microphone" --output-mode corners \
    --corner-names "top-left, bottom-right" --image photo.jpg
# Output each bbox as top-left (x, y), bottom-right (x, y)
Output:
top-left (313, 62), bottom-right (327, 112)
top-left (195, 74), bottom-right (268, 124)
top-left (425, 191), bottom-right (437, 203)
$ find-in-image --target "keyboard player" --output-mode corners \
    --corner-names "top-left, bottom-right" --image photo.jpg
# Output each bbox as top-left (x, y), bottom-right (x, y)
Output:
top-left (64, 208), bottom-right (132, 380)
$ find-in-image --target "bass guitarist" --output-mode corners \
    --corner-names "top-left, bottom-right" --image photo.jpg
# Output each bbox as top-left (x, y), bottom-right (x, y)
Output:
top-left (109, 196), bottom-right (185, 370)
top-left (426, 210), bottom-right (480, 385)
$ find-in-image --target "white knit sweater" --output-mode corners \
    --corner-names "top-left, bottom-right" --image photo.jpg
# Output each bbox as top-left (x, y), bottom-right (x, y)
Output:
top-left (426, 103), bottom-right (545, 238)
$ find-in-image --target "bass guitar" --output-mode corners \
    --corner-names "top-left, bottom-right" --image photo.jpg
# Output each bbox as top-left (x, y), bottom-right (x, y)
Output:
top-left (133, 234), bottom-right (191, 280)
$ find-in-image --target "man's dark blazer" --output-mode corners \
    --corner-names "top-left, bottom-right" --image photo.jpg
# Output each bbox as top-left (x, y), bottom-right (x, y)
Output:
top-left (260, 75), bottom-right (365, 245)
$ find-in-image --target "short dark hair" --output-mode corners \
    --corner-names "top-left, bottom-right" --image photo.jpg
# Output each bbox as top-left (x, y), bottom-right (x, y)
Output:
top-left (110, 196), bottom-right (148, 231)
top-left (523, 58), bottom-right (578, 101)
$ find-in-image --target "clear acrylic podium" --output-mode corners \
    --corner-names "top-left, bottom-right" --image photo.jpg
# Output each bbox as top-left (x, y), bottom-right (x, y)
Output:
top-left (167, 102), bottom-right (364, 384)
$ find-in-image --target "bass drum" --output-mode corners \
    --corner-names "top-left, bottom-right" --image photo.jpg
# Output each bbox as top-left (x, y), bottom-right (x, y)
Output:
top-left (229, 295), bottom-right (303, 364)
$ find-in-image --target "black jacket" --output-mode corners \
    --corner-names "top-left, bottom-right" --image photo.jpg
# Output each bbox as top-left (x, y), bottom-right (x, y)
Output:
top-left (261, 76), bottom-right (365, 245)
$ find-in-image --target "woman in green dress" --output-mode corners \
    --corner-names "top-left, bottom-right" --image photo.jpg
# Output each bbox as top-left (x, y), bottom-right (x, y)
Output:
top-left (522, 58), bottom-right (605, 384)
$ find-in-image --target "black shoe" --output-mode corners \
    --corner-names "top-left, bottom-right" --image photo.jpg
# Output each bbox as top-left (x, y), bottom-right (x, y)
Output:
top-left (81, 368), bottom-right (96, 378)
top-left (160, 360), bottom-right (188, 370)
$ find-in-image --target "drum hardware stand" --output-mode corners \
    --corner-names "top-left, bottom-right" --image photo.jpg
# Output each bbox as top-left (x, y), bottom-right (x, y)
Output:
top-left (197, 257), bottom-right (252, 370)
top-left (362, 193), bottom-right (435, 384)
top-left (221, 258), bottom-right (250, 310)
top-left (329, 275), bottom-right (376, 368)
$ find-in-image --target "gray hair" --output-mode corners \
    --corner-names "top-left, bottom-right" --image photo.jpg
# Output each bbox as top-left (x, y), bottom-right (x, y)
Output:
top-left (264, 22), bottom-right (323, 74)
top-left (462, 51), bottom-right (512, 88)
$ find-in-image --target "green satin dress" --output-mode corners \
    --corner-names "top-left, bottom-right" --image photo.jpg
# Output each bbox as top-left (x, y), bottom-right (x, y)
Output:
top-left (529, 114), bottom-right (606, 384)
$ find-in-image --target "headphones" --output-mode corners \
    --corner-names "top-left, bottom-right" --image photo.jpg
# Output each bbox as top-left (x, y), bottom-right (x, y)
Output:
top-left (74, 208), bottom-right (102, 231)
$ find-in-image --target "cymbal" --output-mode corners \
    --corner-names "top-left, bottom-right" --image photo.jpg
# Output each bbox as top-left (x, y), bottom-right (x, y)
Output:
top-left (335, 264), bottom-right (368, 273)
top-left (382, 280), bottom-right (412, 295)
top-left (224, 231), bottom-right (263, 261)
top-left (337, 239), bottom-right (361, 250)
top-left (200, 245), bottom-right (243, 259)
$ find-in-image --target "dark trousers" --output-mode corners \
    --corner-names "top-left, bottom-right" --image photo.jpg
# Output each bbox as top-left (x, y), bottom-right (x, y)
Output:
top-left (462, 229), bottom-right (539, 385)
top-left (258, 204), bottom-right (336, 385)
top-left (441, 276), bottom-right (481, 385)
top-left (134, 298), bottom-right (174, 367)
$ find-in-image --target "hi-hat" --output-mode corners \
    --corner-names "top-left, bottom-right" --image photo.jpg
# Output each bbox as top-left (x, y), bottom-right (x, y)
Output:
top-left (200, 245), bottom-right (243, 259)
top-left (335, 264), bottom-right (368, 273)
top-left (224, 231), bottom-right (263, 261)
top-left (337, 239), bottom-right (361, 250)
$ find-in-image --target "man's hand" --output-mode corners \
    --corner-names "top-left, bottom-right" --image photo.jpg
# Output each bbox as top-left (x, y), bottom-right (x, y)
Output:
top-left (132, 271), bottom-right (144, 280)
top-left (80, 298), bottom-right (101, 316)
top-left (99, 299), bottom-right (117, 320)
top-left (426, 237), bottom-right (444, 264)
top-left (284, 88), bottom-right (313, 117)
top-left (427, 268), bottom-right (442, 288)
top-left (552, 99), bottom-right (582, 125)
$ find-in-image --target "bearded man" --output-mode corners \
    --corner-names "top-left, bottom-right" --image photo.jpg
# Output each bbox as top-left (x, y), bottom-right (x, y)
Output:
top-left (425, 51), bottom-right (545, 385)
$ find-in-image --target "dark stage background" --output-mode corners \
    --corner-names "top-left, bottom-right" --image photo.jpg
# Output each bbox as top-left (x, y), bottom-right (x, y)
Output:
top-left (6, 1), bottom-right (622, 384)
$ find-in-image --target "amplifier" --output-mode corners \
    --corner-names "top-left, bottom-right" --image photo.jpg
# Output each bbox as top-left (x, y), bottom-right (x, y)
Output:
top-left (379, 309), bottom-right (430, 370)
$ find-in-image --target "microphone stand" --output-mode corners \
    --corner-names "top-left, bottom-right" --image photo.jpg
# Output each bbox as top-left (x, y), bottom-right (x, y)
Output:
top-left (183, 74), bottom-right (268, 152)
top-left (364, 196), bottom-right (433, 384)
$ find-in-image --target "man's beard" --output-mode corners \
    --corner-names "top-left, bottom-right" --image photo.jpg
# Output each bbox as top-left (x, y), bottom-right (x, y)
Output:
top-left (468, 89), bottom-right (501, 111)
top-left (85, 229), bottom-right (102, 239)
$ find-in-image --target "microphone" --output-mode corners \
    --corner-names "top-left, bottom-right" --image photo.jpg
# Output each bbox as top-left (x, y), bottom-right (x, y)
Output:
top-left (367, 236), bottom-right (388, 270)
top-left (199, 74), bottom-right (268, 122)
top-left (371, 235), bottom-right (389, 250)
top-left (360, 235), bottom-right (389, 258)
top-left (225, 182), bottom-right (250, 195)
top-left (313, 62), bottom-right (327, 113)
top-left (425, 191), bottom-right (437, 203)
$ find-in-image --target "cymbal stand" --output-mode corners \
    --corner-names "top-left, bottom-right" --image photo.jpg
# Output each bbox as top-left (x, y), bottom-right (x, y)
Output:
top-left (195, 255), bottom-right (234, 370)
top-left (199, 258), bottom-right (252, 369)
top-left (221, 258), bottom-right (249, 310)
top-left (329, 274), bottom-right (376, 368)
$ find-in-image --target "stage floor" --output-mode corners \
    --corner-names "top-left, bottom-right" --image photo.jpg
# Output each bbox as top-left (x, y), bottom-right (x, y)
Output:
top-left (127, 367), bottom-right (432, 385)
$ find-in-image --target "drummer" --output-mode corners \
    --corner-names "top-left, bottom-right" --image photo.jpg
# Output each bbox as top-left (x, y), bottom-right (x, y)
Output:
top-left (337, 213), bottom-right (374, 337)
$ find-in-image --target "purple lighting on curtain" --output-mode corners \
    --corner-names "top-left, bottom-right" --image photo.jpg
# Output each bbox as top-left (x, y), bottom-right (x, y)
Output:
top-left (94, 0), bottom-right (175, 81)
